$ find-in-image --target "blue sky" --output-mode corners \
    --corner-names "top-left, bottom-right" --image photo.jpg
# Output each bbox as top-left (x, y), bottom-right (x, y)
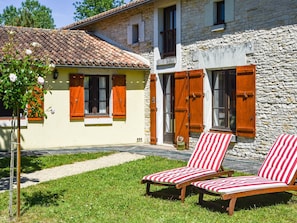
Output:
top-left (0, 0), bottom-right (130, 28)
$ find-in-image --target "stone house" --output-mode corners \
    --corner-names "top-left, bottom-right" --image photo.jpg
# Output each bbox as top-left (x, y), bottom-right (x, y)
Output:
top-left (0, 26), bottom-right (150, 150)
top-left (65, 0), bottom-right (297, 159)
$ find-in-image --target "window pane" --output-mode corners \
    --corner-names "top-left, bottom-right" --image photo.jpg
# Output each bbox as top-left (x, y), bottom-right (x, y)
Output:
top-left (132, 24), bottom-right (139, 43)
top-left (99, 77), bottom-right (106, 88)
top-left (212, 69), bottom-right (235, 130)
top-left (99, 89), bottom-right (106, 100)
top-left (99, 102), bottom-right (106, 113)
top-left (84, 89), bottom-right (89, 101)
top-left (216, 1), bottom-right (225, 24)
top-left (213, 89), bottom-right (219, 107)
top-left (84, 102), bottom-right (89, 114)
top-left (213, 71), bottom-right (225, 89)
top-left (213, 108), bottom-right (226, 127)
top-left (84, 76), bottom-right (89, 87)
top-left (213, 108), bottom-right (219, 126)
top-left (229, 70), bottom-right (236, 130)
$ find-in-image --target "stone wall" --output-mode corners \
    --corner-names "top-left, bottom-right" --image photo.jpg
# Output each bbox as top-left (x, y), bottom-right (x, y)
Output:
top-left (181, 0), bottom-right (297, 159)
top-left (79, 0), bottom-right (297, 158)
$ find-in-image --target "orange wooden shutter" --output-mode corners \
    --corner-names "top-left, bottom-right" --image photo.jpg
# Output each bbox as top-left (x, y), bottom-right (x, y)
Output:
top-left (150, 74), bottom-right (157, 144)
top-left (236, 65), bottom-right (256, 138)
top-left (175, 71), bottom-right (189, 148)
top-left (28, 86), bottom-right (44, 121)
top-left (112, 75), bottom-right (126, 119)
top-left (69, 74), bottom-right (84, 120)
top-left (189, 69), bottom-right (204, 133)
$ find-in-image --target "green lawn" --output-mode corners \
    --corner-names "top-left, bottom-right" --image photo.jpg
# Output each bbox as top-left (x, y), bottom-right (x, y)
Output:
top-left (0, 155), bottom-right (296, 223)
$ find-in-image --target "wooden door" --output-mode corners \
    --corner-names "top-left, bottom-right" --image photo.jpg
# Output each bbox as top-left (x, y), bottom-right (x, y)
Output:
top-left (150, 74), bottom-right (157, 144)
top-left (174, 71), bottom-right (189, 148)
top-left (188, 69), bottom-right (204, 133)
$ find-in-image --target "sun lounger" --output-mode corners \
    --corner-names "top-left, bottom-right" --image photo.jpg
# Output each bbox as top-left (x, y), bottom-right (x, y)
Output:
top-left (191, 134), bottom-right (297, 215)
top-left (141, 132), bottom-right (233, 202)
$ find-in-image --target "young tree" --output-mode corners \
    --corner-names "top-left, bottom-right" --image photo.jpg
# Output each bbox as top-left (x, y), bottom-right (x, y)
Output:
top-left (73, 0), bottom-right (125, 21)
top-left (0, 0), bottom-right (55, 28)
top-left (0, 30), bottom-right (54, 218)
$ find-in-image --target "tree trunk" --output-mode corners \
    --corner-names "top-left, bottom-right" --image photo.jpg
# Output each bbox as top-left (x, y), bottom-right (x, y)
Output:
top-left (17, 108), bottom-right (21, 218)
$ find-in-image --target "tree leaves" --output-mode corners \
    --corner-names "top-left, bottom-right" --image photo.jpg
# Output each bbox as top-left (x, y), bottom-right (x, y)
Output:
top-left (0, 0), bottom-right (55, 29)
top-left (0, 30), bottom-right (54, 118)
top-left (73, 0), bottom-right (125, 21)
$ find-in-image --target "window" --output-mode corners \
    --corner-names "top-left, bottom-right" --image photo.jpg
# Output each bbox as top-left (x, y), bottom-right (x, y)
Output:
top-left (204, 0), bottom-right (234, 29)
top-left (0, 101), bottom-right (13, 117)
top-left (70, 74), bottom-right (126, 121)
top-left (127, 14), bottom-right (144, 45)
top-left (212, 70), bottom-right (236, 131)
top-left (161, 5), bottom-right (176, 58)
top-left (132, 24), bottom-right (139, 44)
top-left (215, 1), bottom-right (225, 25)
top-left (0, 98), bottom-right (33, 119)
top-left (84, 75), bottom-right (109, 116)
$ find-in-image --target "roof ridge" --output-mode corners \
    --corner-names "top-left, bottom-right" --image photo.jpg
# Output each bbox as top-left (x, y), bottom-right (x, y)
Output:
top-left (62, 0), bottom-right (152, 30)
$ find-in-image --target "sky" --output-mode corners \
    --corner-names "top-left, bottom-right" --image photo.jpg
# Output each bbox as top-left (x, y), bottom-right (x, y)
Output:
top-left (0, 0), bottom-right (130, 28)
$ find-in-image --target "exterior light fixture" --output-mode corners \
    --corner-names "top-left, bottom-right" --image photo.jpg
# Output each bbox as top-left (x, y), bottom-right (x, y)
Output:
top-left (53, 69), bottom-right (59, 80)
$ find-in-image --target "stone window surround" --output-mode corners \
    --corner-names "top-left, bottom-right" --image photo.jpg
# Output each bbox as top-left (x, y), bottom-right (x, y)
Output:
top-left (204, 0), bottom-right (235, 31)
top-left (127, 14), bottom-right (145, 45)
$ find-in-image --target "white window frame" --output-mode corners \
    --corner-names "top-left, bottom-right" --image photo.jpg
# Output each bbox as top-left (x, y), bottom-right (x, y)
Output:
top-left (83, 74), bottom-right (113, 125)
top-left (0, 104), bottom-right (28, 127)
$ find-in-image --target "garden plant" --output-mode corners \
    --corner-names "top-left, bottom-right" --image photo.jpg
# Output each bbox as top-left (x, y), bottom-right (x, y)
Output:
top-left (0, 29), bottom-right (55, 218)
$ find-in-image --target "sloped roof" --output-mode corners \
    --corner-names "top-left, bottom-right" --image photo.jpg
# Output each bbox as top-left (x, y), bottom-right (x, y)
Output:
top-left (63, 0), bottom-right (152, 30)
top-left (0, 26), bottom-right (149, 69)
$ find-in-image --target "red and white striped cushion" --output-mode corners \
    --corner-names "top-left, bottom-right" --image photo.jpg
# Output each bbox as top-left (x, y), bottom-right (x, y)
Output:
top-left (187, 133), bottom-right (232, 171)
top-left (142, 133), bottom-right (231, 184)
top-left (192, 134), bottom-right (297, 194)
top-left (192, 176), bottom-right (287, 194)
top-left (142, 167), bottom-right (216, 184)
top-left (258, 134), bottom-right (297, 184)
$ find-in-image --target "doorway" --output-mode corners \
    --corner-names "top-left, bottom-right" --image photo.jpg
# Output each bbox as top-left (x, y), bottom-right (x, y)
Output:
top-left (162, 74), bottom-right (175, 144)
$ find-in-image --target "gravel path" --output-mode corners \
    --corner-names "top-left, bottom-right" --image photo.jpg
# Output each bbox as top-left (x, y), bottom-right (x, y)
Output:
top-left (0, 152), bottom-right (145, 192)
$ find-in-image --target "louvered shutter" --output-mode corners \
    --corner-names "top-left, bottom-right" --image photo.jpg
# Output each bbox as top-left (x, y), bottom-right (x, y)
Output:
top-left (28, 86), bottom-right (44, 121)
top-left (150, 74), bottom-right (157, 144)
top-left (69, 74), bottom-right (84, 120)
top-left (236, 65), bottom-right (256, 138)
top-left (112, 75), bottom-right (126, 119)
top-left (189, 69), bottom-right (204, 133)
top-left (175, 71), bottom-right (189, 148)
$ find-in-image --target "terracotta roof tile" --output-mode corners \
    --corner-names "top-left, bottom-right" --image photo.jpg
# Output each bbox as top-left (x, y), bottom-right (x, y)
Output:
top-left (0, 26), bottom-right (150, 69)
top-left (63, 0), bottom-right (152, 30)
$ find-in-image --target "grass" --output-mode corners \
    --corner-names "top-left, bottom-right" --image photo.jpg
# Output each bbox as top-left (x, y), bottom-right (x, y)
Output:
top-left (0, 155), bottom-right (296, 222)
top-left (0, 152), bottom-right (114, 178)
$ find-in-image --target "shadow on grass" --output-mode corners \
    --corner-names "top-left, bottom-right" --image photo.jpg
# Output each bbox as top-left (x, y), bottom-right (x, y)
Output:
top-left (146, 185), bottom-right (199, 201)
top-left (21, 189), bottom-right (66, 214)
top-left (197, 192), bottom-right (293, 214)
top-left (0, 156), bottom-right (45, 179)
top-left (0, 156), bottom-right (45, 191)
